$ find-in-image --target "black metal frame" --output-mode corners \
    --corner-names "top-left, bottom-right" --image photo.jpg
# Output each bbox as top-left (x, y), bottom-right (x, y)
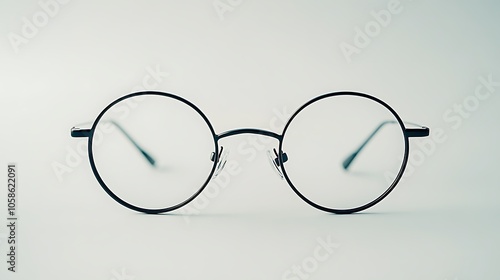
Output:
top-left (71, 91), bottom-right (429, 214)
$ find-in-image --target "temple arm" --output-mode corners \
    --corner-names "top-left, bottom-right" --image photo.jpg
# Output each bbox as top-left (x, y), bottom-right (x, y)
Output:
top-left (342, 121), bottom-right (429, 170)
top-left (71, 120), bottom-right (156, 166)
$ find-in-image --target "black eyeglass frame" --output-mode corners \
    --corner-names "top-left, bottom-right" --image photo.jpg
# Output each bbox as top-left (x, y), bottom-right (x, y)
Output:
top-left (71, 91), bottom-right (429, 215)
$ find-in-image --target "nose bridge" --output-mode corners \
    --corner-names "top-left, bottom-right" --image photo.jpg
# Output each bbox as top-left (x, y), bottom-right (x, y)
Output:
top-left (216, 128), bottom-right (282, 141)
top-left (216, 128), bottom-right (287, 180)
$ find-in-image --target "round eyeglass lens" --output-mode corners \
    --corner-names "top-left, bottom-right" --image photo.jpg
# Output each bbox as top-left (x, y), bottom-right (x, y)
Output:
top-left (90, 93), bottom-right (216, 211)
top-left (281, 93), bottom-right (407, 211)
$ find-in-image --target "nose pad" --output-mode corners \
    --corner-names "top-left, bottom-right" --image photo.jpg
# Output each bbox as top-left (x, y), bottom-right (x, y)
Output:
top-left (210, 146), bottom-right (229, 179)
top-left (267, 148), bottom-right (287, 179)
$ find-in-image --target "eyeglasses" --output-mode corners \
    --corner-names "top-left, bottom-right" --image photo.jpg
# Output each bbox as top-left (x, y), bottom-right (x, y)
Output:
top-left (71, 91), bottom-right (429, 214)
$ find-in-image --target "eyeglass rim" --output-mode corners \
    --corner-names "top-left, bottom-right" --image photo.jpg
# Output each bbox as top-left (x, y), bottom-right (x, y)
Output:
top-left (279, 91), bottom-right (410, 214)
top-left (87, 91), bottom-right (220, 214)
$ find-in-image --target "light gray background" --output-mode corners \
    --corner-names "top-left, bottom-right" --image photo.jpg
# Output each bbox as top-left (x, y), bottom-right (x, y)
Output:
top-left (1, 0), bottom-right (499, 279)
